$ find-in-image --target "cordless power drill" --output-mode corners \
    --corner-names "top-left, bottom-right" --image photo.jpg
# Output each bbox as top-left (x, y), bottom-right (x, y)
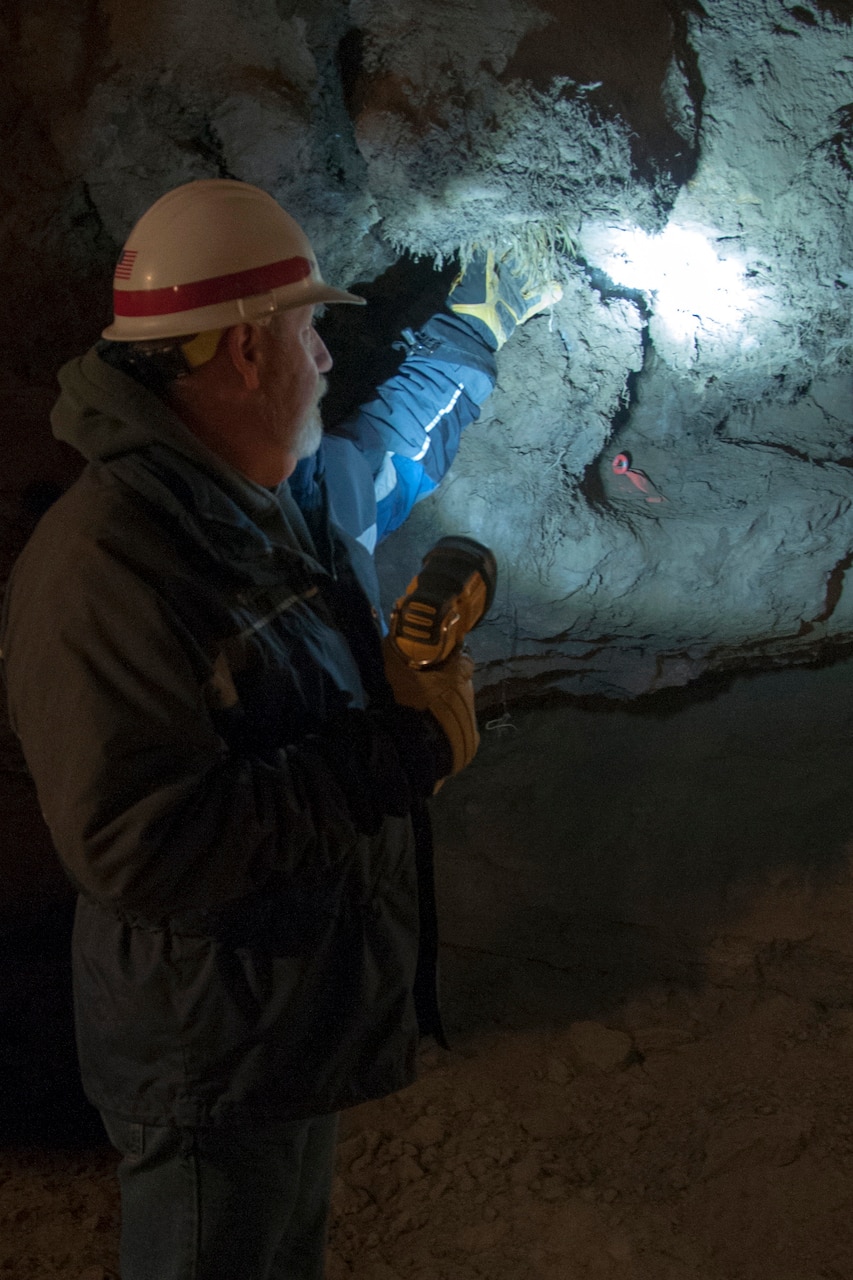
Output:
top-left (389, 536), bottom-right (498, 669)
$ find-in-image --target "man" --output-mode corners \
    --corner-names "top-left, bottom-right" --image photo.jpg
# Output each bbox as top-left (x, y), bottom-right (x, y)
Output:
top-left (1, 178), bottom-right (558, 1280)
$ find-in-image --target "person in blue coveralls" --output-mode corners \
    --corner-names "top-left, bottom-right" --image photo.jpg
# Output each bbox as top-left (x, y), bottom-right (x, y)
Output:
top-left (1, 179), bottom-right (559, 1280)
top-left (295, 243), bottom-right (560, 557)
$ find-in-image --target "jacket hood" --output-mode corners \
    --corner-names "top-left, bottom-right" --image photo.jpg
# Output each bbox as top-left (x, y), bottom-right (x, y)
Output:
top-left (51, 346), bottom-right (320, 563)
top-left (53, 346), bottom-right (223, 469)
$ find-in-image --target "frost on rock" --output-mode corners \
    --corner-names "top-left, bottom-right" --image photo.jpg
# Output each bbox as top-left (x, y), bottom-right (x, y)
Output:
top-left (353, 78), bottom-right (658, 264)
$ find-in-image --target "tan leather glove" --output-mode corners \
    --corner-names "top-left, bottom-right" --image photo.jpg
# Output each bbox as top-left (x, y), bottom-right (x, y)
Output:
top-left (382, 637), bottom-right (479, 779)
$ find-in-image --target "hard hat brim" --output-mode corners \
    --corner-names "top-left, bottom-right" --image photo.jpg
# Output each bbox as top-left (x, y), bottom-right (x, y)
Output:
top-left (300, 283), bottom-right (367, 309)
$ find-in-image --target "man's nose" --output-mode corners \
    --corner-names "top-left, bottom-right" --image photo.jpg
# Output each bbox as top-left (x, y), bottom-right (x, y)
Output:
top-left (313, 329), bottom-right (333, 373)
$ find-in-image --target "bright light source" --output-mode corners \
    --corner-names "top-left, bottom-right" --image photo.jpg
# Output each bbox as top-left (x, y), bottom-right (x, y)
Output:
top-left (594, 223), bottom-right (758, 347)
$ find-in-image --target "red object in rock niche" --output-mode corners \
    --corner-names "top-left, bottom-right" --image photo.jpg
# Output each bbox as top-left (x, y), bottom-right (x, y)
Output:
top-left (611, 452), bottom-right (666, 503)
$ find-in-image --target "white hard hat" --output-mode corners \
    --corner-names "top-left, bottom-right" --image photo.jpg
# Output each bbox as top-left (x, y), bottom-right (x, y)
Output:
top-left (102, 179), bottom-right (365, 342)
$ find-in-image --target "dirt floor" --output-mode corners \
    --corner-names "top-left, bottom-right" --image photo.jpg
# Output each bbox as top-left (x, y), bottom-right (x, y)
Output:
top-left (3, 655), bottom-right (853, 1279)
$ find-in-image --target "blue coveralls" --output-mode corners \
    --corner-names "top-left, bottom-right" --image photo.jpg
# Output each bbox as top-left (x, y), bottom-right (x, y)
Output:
top-left (289, 313), bottom-right (497, 552)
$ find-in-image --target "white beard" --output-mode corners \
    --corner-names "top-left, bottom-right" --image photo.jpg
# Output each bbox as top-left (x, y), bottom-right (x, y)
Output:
top-left (295, 378), bottom-right (327, 459)
top-left (295, 402), bottom-right (324, 460)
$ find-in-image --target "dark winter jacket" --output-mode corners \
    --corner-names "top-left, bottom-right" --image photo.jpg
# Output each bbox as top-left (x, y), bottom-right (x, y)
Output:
top-left (0, 350), bottom-right (442, 1126)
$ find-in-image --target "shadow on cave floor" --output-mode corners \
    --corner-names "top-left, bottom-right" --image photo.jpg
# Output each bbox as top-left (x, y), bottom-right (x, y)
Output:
top-left (3, 655), bottom-right (853, 1145)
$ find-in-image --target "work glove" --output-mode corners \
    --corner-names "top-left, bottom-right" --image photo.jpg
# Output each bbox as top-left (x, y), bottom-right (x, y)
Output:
top-left (382, 637), bottom-right (479, 782)
top-left (448, 248), bottom-right (563, 351)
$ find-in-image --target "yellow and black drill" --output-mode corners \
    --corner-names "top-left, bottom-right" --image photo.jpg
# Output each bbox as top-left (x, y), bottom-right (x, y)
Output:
top-left (389, 536), bottom-right (497, 669)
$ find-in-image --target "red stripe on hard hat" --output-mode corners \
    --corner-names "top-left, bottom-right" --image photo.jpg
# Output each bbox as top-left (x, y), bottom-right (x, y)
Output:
top-left (112, 256), bottom-right (313, 317)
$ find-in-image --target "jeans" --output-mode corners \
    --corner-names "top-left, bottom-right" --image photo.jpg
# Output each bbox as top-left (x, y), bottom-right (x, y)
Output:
top-left (100, 1110), bottom-right (339, 1280)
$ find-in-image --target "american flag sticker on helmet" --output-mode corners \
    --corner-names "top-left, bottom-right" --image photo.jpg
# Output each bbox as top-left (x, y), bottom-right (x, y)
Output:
top-left (114, 249), bottom-right (138, 281)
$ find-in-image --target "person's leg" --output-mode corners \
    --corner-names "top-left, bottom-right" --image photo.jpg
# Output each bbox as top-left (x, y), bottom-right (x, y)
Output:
top-left (101, 1111), bottom-right (339, 1280)
top-left (267, 1112), bottom-right (339, 1280)
top-left (100, 1112), bottom-right (200, 1280)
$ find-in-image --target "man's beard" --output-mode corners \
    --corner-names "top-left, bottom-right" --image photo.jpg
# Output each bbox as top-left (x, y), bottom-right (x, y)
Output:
top-left (295, 377), bottom-right (327, 460)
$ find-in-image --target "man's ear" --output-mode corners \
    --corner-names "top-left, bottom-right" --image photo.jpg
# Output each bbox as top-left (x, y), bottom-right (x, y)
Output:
top-left (225, 323), bottom-right (264, 391)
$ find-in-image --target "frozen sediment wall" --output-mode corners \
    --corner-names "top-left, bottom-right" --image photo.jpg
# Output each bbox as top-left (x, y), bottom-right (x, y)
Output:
top-left (1, 0), bottom-right (853, 699)
top-left (357, 0), bottom-right (853, 697)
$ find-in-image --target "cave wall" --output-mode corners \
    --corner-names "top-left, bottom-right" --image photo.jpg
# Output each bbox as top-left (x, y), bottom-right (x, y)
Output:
top-left (359, 0), bottom-right (853, 698)
top-left (1, 0), bottom-right (853, 1142)
top-left (1, 0), bottom-right (852, 711)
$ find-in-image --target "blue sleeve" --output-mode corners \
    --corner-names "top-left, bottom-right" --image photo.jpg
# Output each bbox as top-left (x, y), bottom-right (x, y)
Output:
top-left (324, 314), bottom-right (497, 546)
top-left (289, 442), bottom-right (381, 554)
top-left (318, 435), bottom-right (382, 554)
top-left (306, 435), bottom-right (439, 554)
